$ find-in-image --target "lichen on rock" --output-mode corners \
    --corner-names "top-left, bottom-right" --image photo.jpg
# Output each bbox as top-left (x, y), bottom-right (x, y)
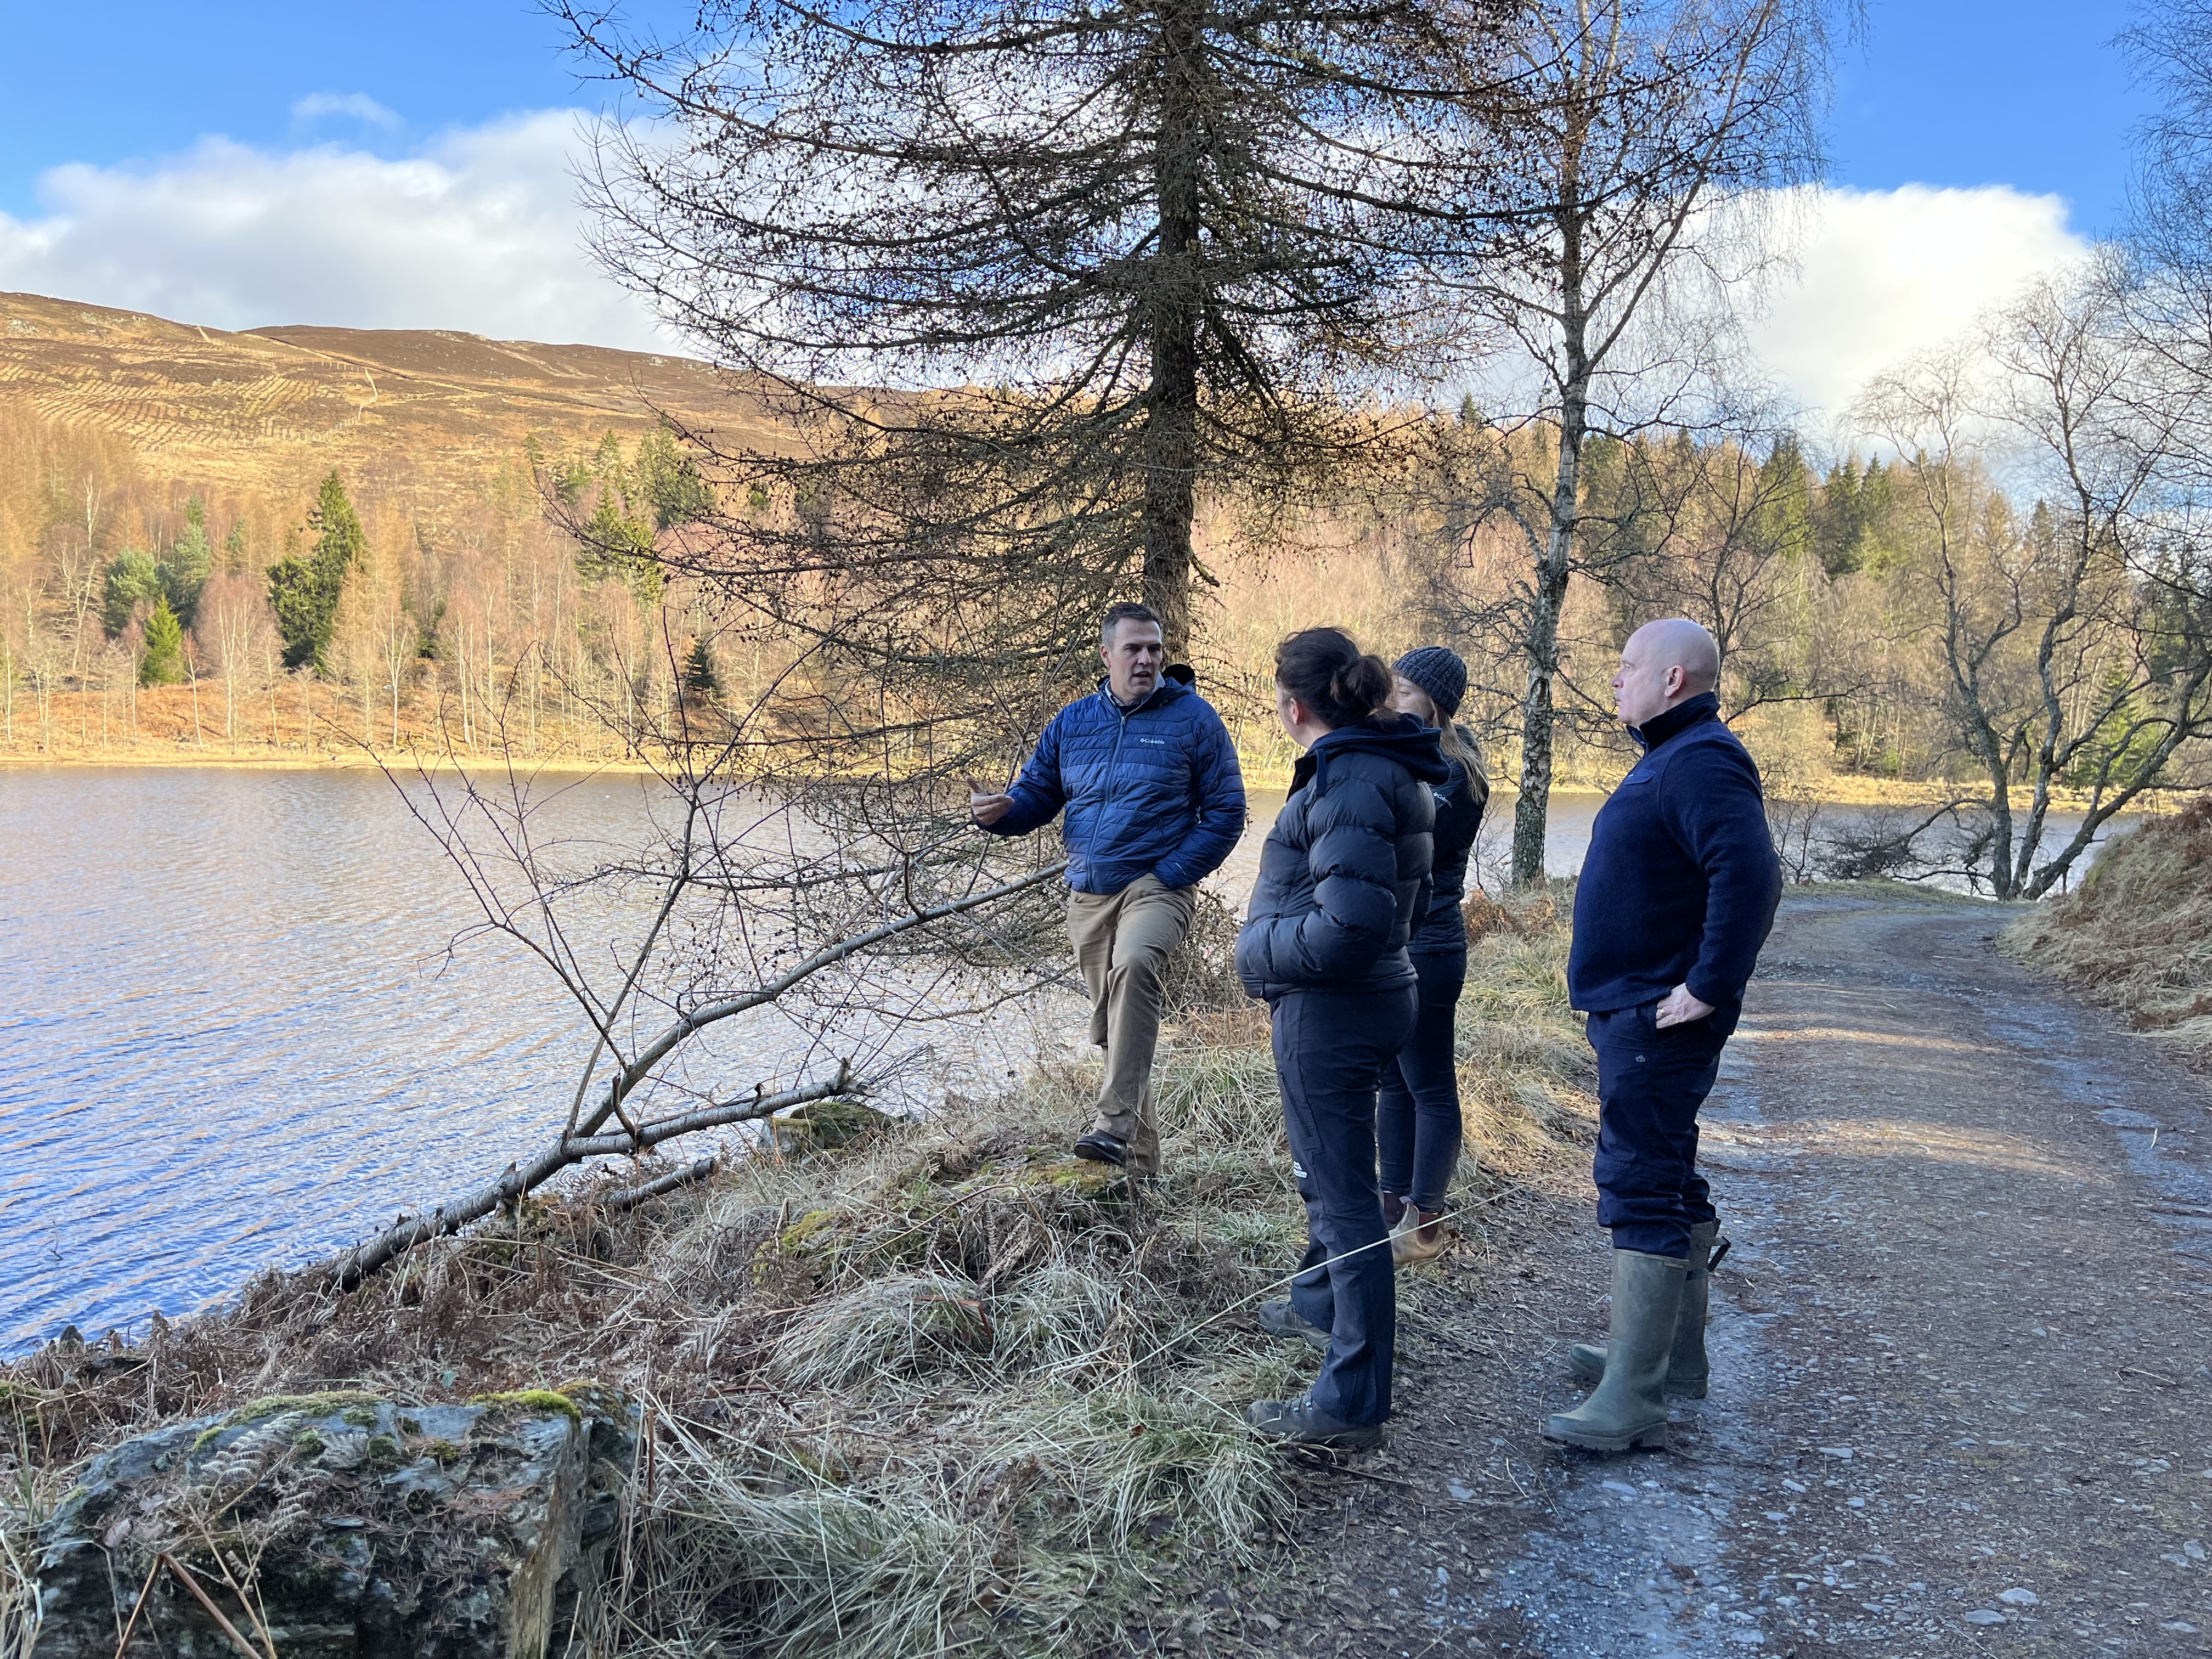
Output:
top-left (31, 1386), bottom-right (635, 1659)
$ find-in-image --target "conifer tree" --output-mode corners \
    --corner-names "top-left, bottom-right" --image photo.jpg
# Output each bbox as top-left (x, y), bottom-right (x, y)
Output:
top-left (101, 550), bottom-right (165, 636)
top-left (681, 637), bottom-right (720, 697)
top-left (165, 497), bottom-right (213, 624)
top-left (636, 428), bottom-right (714, 531)
top-left (576, 488), bottom-right (664, 603)
top-left (268, 470), bottom-right (369, 670)
top-left (139, 598), bottom-right (185, 687)
top-left (558, 0), bottom-right (1521, 678)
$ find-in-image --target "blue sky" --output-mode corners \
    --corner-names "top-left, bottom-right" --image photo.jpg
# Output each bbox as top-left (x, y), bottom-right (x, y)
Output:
top-left (0, 1), bottom-right (2160, 422)
top-left (1826, 0), bottom-right (2152, 236)
top-left (0, 2), bottom-right (588, 219)
top-left (0, 0), bottom-right (2153, 225)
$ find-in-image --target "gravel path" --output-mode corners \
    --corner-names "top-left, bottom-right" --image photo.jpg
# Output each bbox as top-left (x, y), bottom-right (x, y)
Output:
top-left (1231, 888), bottom-right (2212, 1658)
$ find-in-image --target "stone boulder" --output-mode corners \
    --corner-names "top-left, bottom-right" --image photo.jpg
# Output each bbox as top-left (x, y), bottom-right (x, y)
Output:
top-left (31, 1384), bottom-right (633, 1658)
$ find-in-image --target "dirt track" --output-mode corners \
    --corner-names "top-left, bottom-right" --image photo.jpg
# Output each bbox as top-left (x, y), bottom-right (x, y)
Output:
top-left (1237, 888), bottom-right (2212, 1658)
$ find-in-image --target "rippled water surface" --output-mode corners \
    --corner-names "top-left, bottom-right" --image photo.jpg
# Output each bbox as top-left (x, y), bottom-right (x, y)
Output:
top-left (0, 765), bottom-right (1079, 1353)
top-left (0, 766), bottom-right (2134, 1353)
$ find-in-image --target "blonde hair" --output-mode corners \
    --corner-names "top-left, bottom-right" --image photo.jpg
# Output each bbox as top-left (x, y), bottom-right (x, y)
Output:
top-left (1394, 676), bottom-right (1489, 800)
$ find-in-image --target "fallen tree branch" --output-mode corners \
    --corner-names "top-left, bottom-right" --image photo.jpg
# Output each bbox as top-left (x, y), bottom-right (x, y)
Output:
top-left (602, 1156), bottom-right (720, 1212)
top-left (317, 1073), bottom-right (853, 1289)
top-left (314, 855), bottom-right (1066, 1290)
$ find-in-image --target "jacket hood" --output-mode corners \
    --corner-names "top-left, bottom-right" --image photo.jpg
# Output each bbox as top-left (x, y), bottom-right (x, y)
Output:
top-left (1295, 713), bottom-right (1450, 795)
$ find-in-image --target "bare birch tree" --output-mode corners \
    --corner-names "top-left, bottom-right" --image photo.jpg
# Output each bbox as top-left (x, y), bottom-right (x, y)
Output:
top-left (1855, 277), bottom-right (2212, 898)
top-left (194, 572), bottom-right (280, 746)
top-left (1426, 0), bottom-right (1833, 883)
top-left (321, 646), bottom-right (1078, 1285)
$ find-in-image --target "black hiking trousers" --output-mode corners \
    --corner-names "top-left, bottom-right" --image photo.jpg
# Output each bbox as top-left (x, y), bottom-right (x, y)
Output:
top-left (1376, 945), bottom-right (1466, 1216)
top-left (1587, 1003), bottom-right (1728, 1258)
top-left (1275, 984), bottom-right (1419, 1426)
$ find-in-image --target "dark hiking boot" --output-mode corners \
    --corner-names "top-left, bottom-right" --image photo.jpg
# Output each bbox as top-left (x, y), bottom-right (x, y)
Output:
top-left (1245, 1396), bottom-right (1386, 1451)
top-left (1071, 1130), bottom-right (1127, 1167)
top-left (1256, 1300), bottom-right (1331, 1352)
top-left (1568, 1221), bottom-right (1725, 1398)
top-left (1543, 1250), bottom-right (1690, 1453)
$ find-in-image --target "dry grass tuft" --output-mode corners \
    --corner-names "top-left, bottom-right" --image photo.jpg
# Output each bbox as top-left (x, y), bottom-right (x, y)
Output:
top-left (1458, 883), bottom-right (1598, 1176)
top-left (1, 894), bottom-right (1590, 1656)
top-left (2004, 797), bottom-right (2212, 1071)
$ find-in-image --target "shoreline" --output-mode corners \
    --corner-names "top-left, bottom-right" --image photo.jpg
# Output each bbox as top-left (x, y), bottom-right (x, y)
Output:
top-left (0, 746), bottom-right (668, 778)
top-left (3, 744), bottom-right (2187, 816)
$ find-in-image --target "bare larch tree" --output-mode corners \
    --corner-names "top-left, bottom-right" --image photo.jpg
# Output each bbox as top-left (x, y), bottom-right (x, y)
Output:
top-left (555, 0), bottom-right (1517, 696)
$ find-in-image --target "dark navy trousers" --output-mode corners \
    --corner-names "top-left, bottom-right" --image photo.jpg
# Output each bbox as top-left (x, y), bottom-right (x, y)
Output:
top-left (1274, 985), bottom-right (1419, 1426)
top-left (1586, 1004), bottom-right (1728, 1258)
top-left (1376, 947), bottom-right (1466, 1214)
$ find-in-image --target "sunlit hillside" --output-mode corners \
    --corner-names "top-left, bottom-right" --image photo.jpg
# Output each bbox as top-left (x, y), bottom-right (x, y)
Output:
top-left (0, 290), bottom-right (778, 527)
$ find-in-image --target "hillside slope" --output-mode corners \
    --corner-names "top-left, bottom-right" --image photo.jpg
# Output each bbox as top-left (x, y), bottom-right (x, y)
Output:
top-left (2005, 795), bottom-right (2212, 1070)
top-left (0, 291), bottom-right (779, 527)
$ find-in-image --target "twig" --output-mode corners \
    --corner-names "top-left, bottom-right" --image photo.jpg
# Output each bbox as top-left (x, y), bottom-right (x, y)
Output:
top-left (156, 1555), bottom-right (262, 1659)
top-left (1293, 1459), bottom-right (1430, 1492)
top-left (108, 1557), bottom-right (162, 1659)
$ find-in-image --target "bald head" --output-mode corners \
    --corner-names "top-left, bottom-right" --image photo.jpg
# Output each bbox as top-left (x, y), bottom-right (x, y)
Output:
top-left (1613, 618), bottom-right (1720, 730)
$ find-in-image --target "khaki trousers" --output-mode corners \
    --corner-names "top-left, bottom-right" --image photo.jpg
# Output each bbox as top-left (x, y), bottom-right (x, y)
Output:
top-left (1064, 874), bottom-right (1195, 1176)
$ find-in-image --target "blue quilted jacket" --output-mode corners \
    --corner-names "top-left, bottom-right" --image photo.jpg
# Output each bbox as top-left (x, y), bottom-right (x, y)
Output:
top-left (984, 669), bottom-right (1248, 895)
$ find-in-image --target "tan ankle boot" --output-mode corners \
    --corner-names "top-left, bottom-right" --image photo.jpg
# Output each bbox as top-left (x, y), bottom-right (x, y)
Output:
top-left (1390, 1207), bottom-right (1450, 1266)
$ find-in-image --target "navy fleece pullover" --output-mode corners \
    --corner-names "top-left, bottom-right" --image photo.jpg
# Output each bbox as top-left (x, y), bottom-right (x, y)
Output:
top-left (1567, 692), bottom-right (1782, 1029)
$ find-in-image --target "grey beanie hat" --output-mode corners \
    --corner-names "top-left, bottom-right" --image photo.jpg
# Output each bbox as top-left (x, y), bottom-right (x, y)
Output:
top-left (1393, 646), bottom-right (1467, 719)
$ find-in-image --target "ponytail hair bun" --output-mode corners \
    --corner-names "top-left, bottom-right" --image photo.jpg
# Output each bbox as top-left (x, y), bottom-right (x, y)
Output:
top-left (1276, 627), bottom-right (1393, 728)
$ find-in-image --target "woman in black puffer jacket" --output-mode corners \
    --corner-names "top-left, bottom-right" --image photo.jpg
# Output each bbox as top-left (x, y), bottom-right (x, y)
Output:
top-left (1379, 647), bottom-right (1489, 1265)
top-left (1236, 628), bottom-right (1445, 1449)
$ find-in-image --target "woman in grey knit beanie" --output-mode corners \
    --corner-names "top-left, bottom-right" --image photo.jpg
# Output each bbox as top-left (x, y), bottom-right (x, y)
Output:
top-left (1381, 647), bottom-right (1488, 1263)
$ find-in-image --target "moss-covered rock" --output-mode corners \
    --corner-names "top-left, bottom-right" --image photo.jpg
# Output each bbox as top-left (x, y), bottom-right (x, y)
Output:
top-left (31, 1385), bottom-right (637, 1659)
top-left (771, 1098), bottom-right (895, 1153)
top-left (470, 1387), bottom-right (583, 1424)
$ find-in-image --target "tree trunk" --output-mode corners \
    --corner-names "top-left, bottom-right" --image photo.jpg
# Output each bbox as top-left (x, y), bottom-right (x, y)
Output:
top-left (1511, 289), bottom-right (1589, 888)
top-left (1139, 0), bottom-right (1204, 659)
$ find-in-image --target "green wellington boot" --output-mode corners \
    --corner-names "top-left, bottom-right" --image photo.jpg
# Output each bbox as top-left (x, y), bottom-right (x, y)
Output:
top-left (1543, 1250), bottom-right (1690, 1452)
top-left (1568, 1221), bottom-right (1724, 1398)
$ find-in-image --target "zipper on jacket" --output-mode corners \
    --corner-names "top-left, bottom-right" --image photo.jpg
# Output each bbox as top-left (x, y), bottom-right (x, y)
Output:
top-left (1102, 686), bottom-right (1139, 802)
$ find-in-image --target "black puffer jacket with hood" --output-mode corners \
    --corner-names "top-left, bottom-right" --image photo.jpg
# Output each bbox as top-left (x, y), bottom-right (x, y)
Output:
top-left (1236, 714), bottom-right (1448, 1001)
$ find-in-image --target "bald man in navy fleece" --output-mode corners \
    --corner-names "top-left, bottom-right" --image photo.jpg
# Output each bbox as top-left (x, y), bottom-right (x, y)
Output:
top-left (1544, 617), bottom-right (1782, 1454)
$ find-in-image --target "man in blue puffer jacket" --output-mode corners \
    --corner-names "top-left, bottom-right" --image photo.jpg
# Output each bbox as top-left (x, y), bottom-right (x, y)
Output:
top-left (970, 602), bottom-right (1246, 1175)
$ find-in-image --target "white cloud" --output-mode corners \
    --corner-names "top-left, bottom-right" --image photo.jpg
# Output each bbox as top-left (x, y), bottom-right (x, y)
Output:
top-left (290, 92), bottom-right (404, 130)
top-left (1746, 184), bottom-right (2093, 439)
top-left (0, 127), bottom-right (2095, 427)
top-left (0, 112), bottom-right (676, 351)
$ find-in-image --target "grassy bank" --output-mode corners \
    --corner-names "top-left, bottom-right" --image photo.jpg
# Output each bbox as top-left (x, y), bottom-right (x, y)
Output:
top-left (2003, 795), bottom-right (2212, 1072)
top-left (0, 894), bottom-right (1590, 1655)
